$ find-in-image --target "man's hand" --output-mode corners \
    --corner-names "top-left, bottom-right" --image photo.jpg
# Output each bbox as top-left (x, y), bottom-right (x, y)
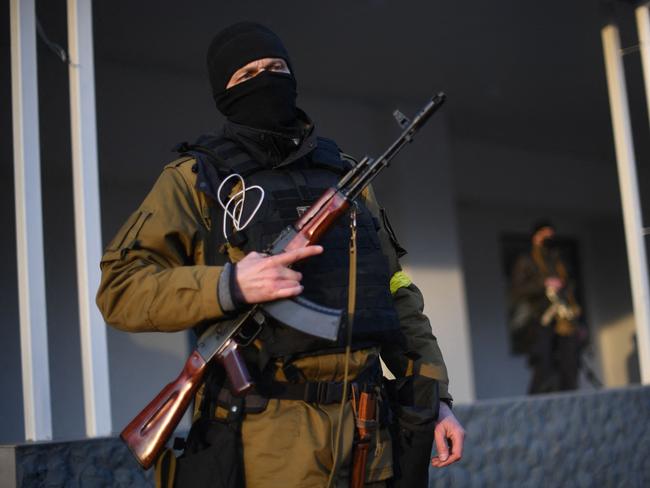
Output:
top-left (544, 277), bottom-right (564, 293)
top-left (235, 245), bottom-right (323, 303)
top-left (431, 402), bottom-right (465, 468)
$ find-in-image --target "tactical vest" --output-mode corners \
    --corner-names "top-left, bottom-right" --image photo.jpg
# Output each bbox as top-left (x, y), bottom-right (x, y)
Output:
top-left (180, 133), bottom-right (402, 358)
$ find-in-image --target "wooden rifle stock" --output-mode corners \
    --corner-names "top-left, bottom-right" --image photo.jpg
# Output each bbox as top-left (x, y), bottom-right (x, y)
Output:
top-left (120, 350), bottom-right (207, 469)
top-left (285, 189), bottom-right (350, 251)
top-left (121, 339), bottom-right (252, 469)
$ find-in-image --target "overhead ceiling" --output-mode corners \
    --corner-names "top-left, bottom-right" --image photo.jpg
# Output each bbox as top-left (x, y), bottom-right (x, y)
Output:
top-left (1, 1), bottom-right (648, 171)
top-left (88, 0), bottom-right (650, 166)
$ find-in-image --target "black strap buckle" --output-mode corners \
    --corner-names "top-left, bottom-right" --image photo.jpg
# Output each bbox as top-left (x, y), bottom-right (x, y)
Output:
top-left (303, 381), bottom-right (345, 404)
top-left (303, 382), bottom-right (319, 403)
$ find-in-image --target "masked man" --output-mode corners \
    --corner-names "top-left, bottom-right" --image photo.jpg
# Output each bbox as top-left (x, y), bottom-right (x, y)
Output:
top-left (97, 22), bottom-right (464, 487)
top-left (510, 220), bottom-right (585, 394)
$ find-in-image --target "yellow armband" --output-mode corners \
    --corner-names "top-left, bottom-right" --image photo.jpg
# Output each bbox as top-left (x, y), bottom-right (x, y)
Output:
top-left (390, 270), bottom-right (412, 295)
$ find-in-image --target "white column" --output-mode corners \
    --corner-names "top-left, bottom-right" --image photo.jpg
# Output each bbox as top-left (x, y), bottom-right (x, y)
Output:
top-left (637, 3), bottom-right (650, 128)
top-left (67, 0), bottom-right (112, 436)
top-left (10, 0), bottom-right (53, 441)
top-left (601, 24), bottom-right (650, 384)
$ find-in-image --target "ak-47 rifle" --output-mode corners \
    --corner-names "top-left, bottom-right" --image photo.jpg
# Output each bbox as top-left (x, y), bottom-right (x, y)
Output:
top-left (120, 93), bottom-right (447, 469)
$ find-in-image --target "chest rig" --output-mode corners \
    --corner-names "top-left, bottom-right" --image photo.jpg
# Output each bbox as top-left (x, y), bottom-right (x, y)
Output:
top-left (179, 133), bottom-right (402, 358)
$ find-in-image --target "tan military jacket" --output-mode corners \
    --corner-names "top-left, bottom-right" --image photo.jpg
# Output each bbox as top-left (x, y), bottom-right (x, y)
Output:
top-left (96, 156), bottom-right (451, 401)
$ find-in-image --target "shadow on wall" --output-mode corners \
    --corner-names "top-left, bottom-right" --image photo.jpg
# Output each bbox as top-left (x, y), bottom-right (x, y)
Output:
top-left (627, 333), bottom-right (641, 384)
top-left (401, 263), bottom-right (475, 403)
top-left (597, 313), bottom-right (638, 387)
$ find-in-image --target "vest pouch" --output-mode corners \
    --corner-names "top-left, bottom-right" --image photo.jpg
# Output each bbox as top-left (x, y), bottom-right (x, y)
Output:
top-left (387, 420), bottom-right (434, 488)
top-left (173, 416), bottom-right (245, 488)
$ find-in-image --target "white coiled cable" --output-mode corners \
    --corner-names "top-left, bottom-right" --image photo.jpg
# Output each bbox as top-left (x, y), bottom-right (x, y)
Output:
top-left (216, 173), bottom-right (265, 241)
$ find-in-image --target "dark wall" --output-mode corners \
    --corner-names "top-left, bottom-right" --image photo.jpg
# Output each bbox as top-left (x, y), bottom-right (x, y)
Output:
top-left (35, 0), bottom-right (86, 442)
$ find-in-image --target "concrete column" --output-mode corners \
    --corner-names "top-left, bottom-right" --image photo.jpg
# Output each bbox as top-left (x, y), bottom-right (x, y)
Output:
top-left (636, 3), bottom-right (650, 129)
top-left (601, 23), bottom-right (650, 384)
top-left (10, 0), bottom-right (53, 441)
top-left (67, 0), bottom-right (112, 436)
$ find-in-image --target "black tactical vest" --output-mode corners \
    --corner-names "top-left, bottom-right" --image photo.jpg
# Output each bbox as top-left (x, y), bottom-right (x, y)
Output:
top-left (179, 133), bottom-right (402, 358)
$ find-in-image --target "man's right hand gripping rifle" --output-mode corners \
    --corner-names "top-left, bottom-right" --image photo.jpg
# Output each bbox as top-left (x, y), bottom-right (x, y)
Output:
top-left (235, 246), bottom-right (324, 305)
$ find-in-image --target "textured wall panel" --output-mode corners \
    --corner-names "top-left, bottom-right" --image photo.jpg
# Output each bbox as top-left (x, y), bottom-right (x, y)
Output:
top-left (5, 438), bottom-right (152, 488)
top-left (430, 386), bottom-right (650, 487)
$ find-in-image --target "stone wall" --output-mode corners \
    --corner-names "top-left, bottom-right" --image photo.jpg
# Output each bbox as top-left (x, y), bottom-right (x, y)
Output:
top-left (0, 438), bottom-right (152, 488)
top-left (2, 386), bottom-right (649, 487)
top-left (429, 385), bottom-right (650, 487)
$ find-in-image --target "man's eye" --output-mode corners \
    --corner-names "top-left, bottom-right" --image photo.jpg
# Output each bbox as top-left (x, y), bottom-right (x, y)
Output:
top-left (238, 72), bottom-right (252, 81)
top-left (269, 62), bottom-right (288, 72)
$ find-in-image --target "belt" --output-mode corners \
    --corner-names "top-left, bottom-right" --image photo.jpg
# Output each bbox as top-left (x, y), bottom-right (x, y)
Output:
top-left (266, 379), bottom-right (353, 404)
top-left (213, 355), bottom-right (381, 414)
top-left (216, 378), bottom-right (366, 414)
top-left (262, 354), bottom-right (382, 404)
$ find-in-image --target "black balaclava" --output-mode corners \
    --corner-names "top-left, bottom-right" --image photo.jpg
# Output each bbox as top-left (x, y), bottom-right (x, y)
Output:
top-left (207, 22), bottom-right (299, 134)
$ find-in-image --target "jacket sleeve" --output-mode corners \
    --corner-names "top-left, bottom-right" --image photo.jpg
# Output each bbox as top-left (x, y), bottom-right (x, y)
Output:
top-left (96, 162), bottom-right (225, 333)
top-left (362, 186), bottom-right (452, 403)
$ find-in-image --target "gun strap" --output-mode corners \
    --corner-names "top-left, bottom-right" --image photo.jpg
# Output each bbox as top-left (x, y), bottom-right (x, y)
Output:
top-left (327, 206), bottom-right (358, 488)
top-left (348, 206), bottom-right (358, 333)
top-left (154, 448), bottom-right (177, 488)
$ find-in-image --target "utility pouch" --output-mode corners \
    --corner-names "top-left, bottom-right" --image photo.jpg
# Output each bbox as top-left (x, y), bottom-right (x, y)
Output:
top-left (384, 376), bottom-right (439, 488)
top-left (173, 413), bottom-right (245, 488)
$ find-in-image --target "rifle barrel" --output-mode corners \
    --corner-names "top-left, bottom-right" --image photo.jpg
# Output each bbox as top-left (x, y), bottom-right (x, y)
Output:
top-left (343, 93), bottom-right (446, 200)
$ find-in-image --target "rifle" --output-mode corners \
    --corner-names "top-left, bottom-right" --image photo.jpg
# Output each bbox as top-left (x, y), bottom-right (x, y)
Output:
top-left (120, 93), bottom-right (447, 469)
